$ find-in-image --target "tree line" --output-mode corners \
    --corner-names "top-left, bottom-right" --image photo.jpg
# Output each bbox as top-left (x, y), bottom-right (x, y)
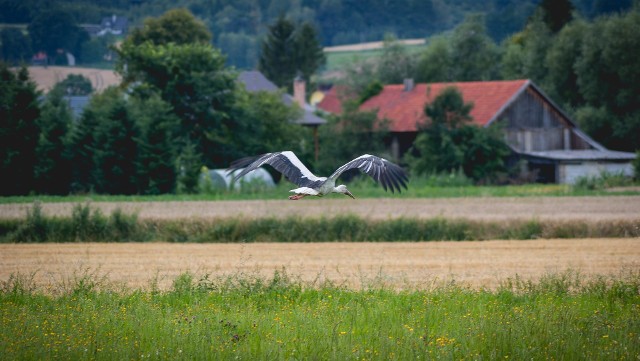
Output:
top-left (1, 0), bottom-right (635, 69)
top-left (339, 3), bottom-right (640, 154)
top-left (1, 9), bottom-right (311, 196)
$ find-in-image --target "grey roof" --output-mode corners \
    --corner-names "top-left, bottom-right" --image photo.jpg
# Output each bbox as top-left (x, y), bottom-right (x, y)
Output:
top-left (238, 71), bottom-right (279, 92)
top-left (238, 71), bottom-right (326, 126)
top-left (521, 149), bottom-right (636, 161)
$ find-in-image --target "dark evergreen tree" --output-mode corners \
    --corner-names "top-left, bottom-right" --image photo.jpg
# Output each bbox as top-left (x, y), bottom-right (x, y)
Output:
top-left (131, 94), bottom-right (180, 194)
top-left (0, 64), bottom-right (40, 195)
top-left (34, 89), bottom-right (72, 194)
top-left (176, 140), bottom-right (202, 194)
top-left (294, 22), bottom-right (326, 83)
top-left (258, 16), bottom-right (297, 89)
top-left (538, 0), bottom-right (574, 33)
top-left (90, 89), bottom-right (139, 195)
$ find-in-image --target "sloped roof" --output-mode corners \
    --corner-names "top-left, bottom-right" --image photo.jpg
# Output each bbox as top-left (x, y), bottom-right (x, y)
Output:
top-left (363, 79), bottom-right (528, 132)
top-left (521, 149), bottom-right (636, 161)
top-left (317, 79), bottom-right (530, 132)
top-left (316, 86), bottom-right (346, 114)
top-left (239, 70), bottom-right (326, 126)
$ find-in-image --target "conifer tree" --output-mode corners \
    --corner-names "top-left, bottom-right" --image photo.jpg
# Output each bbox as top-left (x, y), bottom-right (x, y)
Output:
top-left (34, 89), bottom-right (72, 194)
top-left (0, 65), bottom-right (40, 195)
top-left (294, 22), bottom-right (326, 82)
top-left (259, 17), bottom-right (325, 89)
top-left (258, 16), bottom-right (297, 89)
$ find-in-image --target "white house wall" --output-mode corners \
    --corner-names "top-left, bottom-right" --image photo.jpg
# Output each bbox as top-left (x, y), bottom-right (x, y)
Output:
top-left (559, 162), bottom-right (634, 184)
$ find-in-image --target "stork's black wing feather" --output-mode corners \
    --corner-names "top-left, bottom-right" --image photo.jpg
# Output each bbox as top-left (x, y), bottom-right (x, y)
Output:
top-left (328, 154), bottom-right (408, 193)
top-left (227, 151), bottom-right (326, 188)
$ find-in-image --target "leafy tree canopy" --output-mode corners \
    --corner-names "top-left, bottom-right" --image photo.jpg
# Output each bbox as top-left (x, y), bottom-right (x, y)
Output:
top-left (127, 8), bottom-right (211, 46)
top-left (406, 87), bottom-right (509, 182)
top-left (51, 74), bottom-right (93, 96)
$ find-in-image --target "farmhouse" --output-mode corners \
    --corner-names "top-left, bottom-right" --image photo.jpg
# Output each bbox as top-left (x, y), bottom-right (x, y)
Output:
top-left (317, 79), bottom-right (636, 184)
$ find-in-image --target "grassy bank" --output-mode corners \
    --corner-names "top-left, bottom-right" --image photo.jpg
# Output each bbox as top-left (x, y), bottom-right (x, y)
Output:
top-left (1, 270), bottom-right (638, 360)
top-left (2, 180), bottom-right (640, 204)
top-left (1, 203), bottom-right (638, 243)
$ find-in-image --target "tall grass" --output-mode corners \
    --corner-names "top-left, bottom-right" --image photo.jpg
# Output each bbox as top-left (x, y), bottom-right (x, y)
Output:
top-left (2, 203), bottom-right (639, 243)
top-left (1, 269), bottom-right (638, 360)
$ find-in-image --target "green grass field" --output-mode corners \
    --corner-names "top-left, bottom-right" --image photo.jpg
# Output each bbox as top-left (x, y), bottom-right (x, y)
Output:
top-left (1, 270), bottom-right (638, 360)
top-left (324, 44), bottom-right (428, 71)
top-left (2, 179), bottom-right (639, 204)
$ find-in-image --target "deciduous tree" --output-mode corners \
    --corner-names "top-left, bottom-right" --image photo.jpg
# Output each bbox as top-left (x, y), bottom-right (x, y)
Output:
top-left (52, 74), bottom-right (93, 96)
top-left (127, 8), bottom-right (211, 46)
top-left (406, 87), bottom-right (509, 182)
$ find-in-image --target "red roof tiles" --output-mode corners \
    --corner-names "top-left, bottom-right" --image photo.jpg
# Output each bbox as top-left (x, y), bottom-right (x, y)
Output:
top-left (318, 80), bottom-right (529, 132)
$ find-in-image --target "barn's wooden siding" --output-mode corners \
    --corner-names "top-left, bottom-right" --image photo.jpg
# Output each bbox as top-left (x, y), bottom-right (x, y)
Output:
top-left (497, 87), bottom-right (593, 152)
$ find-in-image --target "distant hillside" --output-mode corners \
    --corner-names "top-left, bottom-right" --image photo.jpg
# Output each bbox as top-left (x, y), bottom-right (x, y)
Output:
top-left (2, 0), bottom-right (634, 69)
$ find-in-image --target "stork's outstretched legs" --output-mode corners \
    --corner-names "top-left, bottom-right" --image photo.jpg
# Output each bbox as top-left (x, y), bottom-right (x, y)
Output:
top-left (288, 194), bottom-right (308, 200)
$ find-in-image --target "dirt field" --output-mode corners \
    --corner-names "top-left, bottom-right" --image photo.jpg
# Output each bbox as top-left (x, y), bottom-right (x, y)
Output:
top-left (1, 239), bottom-right (638, 290)
top-left (2, 196), bottom-right (639, 221)
top-left (25, 66), bottom-right (121, 93)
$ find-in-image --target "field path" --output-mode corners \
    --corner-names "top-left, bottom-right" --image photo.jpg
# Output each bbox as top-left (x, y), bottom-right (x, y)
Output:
top-left (1, 196), bottom-right (639, 221)
top-left (1, 239), bottom-right (638, 290)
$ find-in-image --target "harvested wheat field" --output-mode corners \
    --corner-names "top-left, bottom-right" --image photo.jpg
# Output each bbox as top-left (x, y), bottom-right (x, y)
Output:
top-left (1, 196), bottom-right (640, 221)
top-left (1, 239), bottom-right (638, 290)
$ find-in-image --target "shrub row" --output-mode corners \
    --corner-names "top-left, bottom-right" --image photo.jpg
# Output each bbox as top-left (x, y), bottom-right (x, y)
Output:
top-left (1, 203), bottom-right (638, 243)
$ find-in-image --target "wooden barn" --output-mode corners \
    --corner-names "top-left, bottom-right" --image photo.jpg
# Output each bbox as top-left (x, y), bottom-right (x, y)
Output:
top-left (317, 79), bottom-right (636, 184)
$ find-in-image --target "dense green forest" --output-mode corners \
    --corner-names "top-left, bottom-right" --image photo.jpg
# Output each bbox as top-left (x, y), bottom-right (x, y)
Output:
top-left (0, 0), bottom-right (636, 68)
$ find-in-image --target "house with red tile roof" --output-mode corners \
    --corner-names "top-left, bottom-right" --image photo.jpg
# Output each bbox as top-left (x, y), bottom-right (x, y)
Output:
top-left (317, 79), bottom-right (636, 183)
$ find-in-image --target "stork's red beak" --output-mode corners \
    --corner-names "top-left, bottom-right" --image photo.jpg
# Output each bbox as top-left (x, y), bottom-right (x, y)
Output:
top-left (345, 190), bottom-right (355, 199)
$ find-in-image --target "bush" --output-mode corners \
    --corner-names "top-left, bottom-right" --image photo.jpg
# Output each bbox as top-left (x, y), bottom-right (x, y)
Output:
top-left (573, 171), bottom-right (634, 191)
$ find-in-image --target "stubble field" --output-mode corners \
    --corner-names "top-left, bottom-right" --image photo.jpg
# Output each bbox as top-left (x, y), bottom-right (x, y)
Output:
top-left (2, 196), bottom-right (639, 221)
top-left (1, 196), bottom-right (639, 290)
top-left (1, 238), bottom-right (638, 291)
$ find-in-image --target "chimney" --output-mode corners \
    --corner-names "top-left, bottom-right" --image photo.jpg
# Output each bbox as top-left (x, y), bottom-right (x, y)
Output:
top-left (293, 76), bottom-right (306, 108)
top-left (403, 78), bottom-right (414, 92)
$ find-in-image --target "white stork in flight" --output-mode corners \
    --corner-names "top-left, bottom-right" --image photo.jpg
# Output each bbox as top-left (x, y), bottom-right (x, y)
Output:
top-left (228, 151), bottom-right (408, 200)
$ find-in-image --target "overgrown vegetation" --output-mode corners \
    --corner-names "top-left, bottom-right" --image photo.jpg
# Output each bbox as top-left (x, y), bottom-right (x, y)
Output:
top-left (406, 87), bottom-right (510, 183)
top-left (1, 202), bottom-right (638, 243)
top-left (1, 269), bottom-right (638, 360)
top-left (572, 171), bottom-right (637, 191)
